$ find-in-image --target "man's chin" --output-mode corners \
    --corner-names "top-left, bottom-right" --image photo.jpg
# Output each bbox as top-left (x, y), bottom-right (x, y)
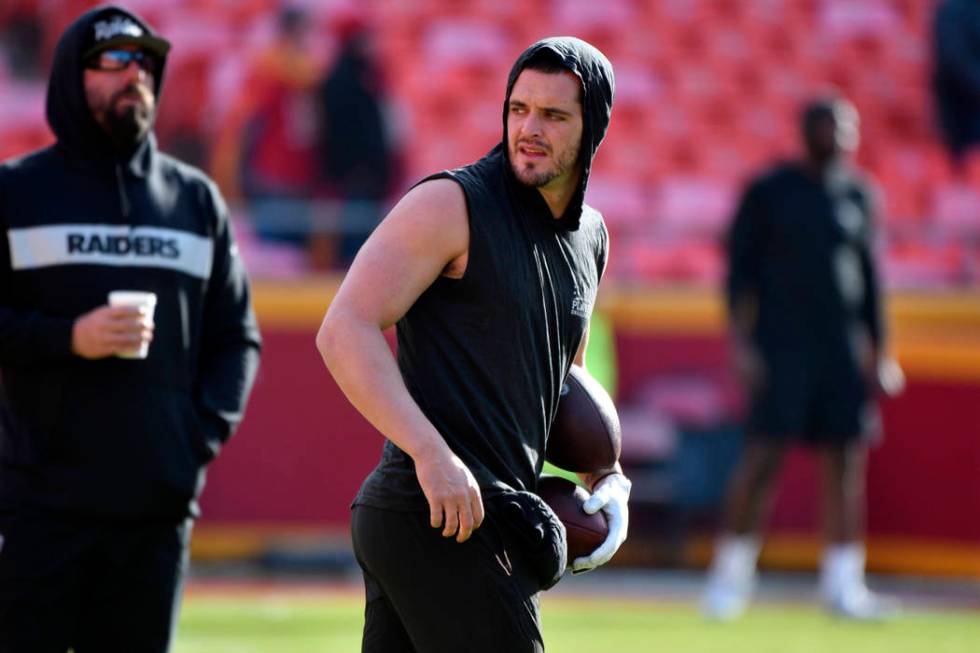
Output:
top-left (511, 164), bottom-right (554, 189)
top-left (105, 108), bottom-right (152, 151)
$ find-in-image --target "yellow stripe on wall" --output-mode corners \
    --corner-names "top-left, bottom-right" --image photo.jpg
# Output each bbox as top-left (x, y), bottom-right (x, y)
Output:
top-left (252, 277), bottom-right (340, 330)
top-left (253, 280), bottom-right (980, 382)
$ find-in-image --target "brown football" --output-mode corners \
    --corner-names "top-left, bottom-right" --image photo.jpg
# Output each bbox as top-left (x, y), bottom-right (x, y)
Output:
top-left (546, 365), bottom-right (621, 472)
top-left (536, 475), bottom-right (608, 561)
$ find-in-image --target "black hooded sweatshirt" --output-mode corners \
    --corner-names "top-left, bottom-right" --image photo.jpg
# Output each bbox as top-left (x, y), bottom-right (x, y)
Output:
top-left (0, 6), bottom-right (261, 521)
top-left (355, 37), bottom-right (615, 512)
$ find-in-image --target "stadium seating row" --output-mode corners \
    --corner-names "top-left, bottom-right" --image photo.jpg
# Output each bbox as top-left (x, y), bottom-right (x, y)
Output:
top-left (0, 0), bottom-right (975, 286)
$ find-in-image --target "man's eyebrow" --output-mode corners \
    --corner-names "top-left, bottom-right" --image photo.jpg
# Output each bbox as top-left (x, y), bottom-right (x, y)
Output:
top-left (543, 106), bottom-right (574, 117)
top-left (508, 99), bottom-right (574, 116)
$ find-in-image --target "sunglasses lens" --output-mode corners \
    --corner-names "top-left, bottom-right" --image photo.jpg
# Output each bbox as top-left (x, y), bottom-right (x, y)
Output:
top-left (102, 51), bottom-right (131, 70)
top-left (89, 50), bottom-right (157, 74)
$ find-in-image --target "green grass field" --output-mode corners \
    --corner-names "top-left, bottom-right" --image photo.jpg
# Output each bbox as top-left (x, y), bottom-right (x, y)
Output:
top-left (174, 589), bottom-right (980, 653)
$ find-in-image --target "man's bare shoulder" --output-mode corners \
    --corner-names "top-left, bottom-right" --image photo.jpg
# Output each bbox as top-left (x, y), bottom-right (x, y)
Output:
top-left (393, 177), bottom-right (467, 223)
top-left (350, 177), bottom-right (469, 280)
top-left (379, 178), bottom-right (469, 268)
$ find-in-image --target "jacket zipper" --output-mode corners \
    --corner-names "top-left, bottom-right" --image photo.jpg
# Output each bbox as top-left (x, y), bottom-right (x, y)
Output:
top-left (115, 164), bottom-right (131, 220)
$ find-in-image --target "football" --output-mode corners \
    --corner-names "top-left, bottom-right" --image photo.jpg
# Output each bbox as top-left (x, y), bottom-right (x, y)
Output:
top-left (536, 475), bottom-right (608, 561)
top-left (546, 365), bottom-right (621, 472)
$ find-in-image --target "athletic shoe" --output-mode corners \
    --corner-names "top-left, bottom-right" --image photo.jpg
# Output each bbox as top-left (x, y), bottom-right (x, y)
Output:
top-left (823, 583), bottom-right (902, 620)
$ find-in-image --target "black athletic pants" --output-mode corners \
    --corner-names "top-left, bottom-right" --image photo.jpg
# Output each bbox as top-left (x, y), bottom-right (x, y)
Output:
top-left (0, 505), bottom-right (191, 653)
top-left (352, 504), bottom-right (544, 653)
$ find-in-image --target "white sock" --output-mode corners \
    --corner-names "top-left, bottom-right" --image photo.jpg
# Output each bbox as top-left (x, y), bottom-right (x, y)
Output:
top-left (709, 534), bottom-right (761, 584)
top-left (820, 542), bottom-right (865, 599)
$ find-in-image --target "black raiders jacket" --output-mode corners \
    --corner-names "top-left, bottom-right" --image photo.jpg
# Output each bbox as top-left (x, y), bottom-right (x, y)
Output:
top-left (0, 6), bottom-right (261, 520)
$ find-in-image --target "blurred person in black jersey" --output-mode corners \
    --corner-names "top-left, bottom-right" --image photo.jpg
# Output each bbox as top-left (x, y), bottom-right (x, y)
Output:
top-left (702, 96), bottom-right (905, 621)
top-left (932, 0), bottom-right (980, 167)
top-left (317, 38), bottom-right (630, 652)
top-left (316, 19), bottom-right (396, 267)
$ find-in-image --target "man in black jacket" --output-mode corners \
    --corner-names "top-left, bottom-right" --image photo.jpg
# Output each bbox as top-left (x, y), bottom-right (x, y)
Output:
top-left (317, 38), bottom-right (630, 652)
top-left (0, 6), bottom-right (261, 652)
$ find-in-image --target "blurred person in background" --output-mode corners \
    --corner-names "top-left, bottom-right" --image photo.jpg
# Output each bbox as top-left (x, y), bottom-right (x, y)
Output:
top-left (213, 4), bottom-right (323, 247)
top-left (702, 96), bottom-right (905, 621)
top-left (317, 37), bottom-right (630, 652)
top-left (315, 18), bottom-right (398, 268)
top-left (0, 1), bottom-right (43, 79)
top-left (0, 7), bottom-right (260, 651)
top-left (932, 0), bottom-right (980, 168)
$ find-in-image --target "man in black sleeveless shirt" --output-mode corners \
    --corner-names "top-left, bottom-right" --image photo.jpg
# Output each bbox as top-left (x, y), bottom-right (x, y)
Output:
top-left (317, 38), bottom-right (630, 651)
top-left (702, 97), bottom-right (905, 621)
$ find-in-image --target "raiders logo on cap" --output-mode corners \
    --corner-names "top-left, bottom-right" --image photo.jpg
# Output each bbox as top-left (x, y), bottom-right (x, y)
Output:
top-left (94, 15), bottom-right (144, 42)
top-left (81, 9), bottom-right (171, 61)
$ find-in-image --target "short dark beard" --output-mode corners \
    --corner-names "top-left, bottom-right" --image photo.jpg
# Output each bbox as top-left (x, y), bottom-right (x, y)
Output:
top-left (103, 86), bottom-right (153, 152)
top-left (511, 162), bottom-right (559, 188)
top-left (509, 143), bottom-right (580, 189)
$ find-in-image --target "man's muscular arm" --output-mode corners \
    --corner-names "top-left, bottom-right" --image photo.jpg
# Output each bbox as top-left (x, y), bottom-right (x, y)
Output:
top-left (316, 179), bottom-right (484, 543)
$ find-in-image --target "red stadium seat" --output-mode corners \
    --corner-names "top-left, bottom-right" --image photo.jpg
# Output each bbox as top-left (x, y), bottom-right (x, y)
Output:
top-left (931, 183), bottom-right (980, 239)
top-left (655, 175), bottom-right (737, 238)
top-left (0, 124), bottom-right (54, 162)
top-left (884, 239), bottom-right (967, 288)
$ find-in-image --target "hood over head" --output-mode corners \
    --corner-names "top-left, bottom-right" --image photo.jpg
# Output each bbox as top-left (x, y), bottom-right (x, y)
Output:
top-left (46, 5), bottom-right (170, 166)
top-left (502, 37), bottom-right (614, 229)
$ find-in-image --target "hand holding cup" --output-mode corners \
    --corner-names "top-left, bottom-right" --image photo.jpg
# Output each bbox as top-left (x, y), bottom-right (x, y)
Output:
top-left (72, 291), bottom-right (156, 359)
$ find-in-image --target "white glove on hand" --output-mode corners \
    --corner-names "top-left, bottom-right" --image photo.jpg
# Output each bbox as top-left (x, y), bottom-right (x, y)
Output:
top-left (571, 472), bottom-right (631, 573)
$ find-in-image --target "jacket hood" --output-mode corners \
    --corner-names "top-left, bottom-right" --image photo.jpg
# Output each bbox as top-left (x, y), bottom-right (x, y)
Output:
top-left (502, 37), bottom-right (615, 229)
top-left (46, 5), bottom-right (170, 167)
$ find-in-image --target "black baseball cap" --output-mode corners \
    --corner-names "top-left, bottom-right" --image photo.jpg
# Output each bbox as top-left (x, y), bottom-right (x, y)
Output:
top-left (80, 7), bottom-right (171, 62)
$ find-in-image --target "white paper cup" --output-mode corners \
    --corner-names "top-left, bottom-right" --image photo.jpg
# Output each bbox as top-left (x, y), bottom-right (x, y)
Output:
top-left (108, 290), bottom-right (157, 359)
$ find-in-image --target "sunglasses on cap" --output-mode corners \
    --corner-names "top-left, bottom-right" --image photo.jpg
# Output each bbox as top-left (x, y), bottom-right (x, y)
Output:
top-left (86, 49), bottom-right (158, 74)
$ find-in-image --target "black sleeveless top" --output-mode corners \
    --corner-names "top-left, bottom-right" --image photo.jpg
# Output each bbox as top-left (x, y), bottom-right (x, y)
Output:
top-left (354, 146), bottom-right (608, 510)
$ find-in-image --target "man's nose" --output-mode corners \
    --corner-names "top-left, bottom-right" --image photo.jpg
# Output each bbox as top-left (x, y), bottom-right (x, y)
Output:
top-left (520, 112), bottom-right (542, 137)
top-left (122, 60), bottom-right (150, 82)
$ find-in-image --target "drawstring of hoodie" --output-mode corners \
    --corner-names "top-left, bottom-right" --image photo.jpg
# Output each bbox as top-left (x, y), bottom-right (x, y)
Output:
top-left (115, 164), bottom-right (131, 219)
